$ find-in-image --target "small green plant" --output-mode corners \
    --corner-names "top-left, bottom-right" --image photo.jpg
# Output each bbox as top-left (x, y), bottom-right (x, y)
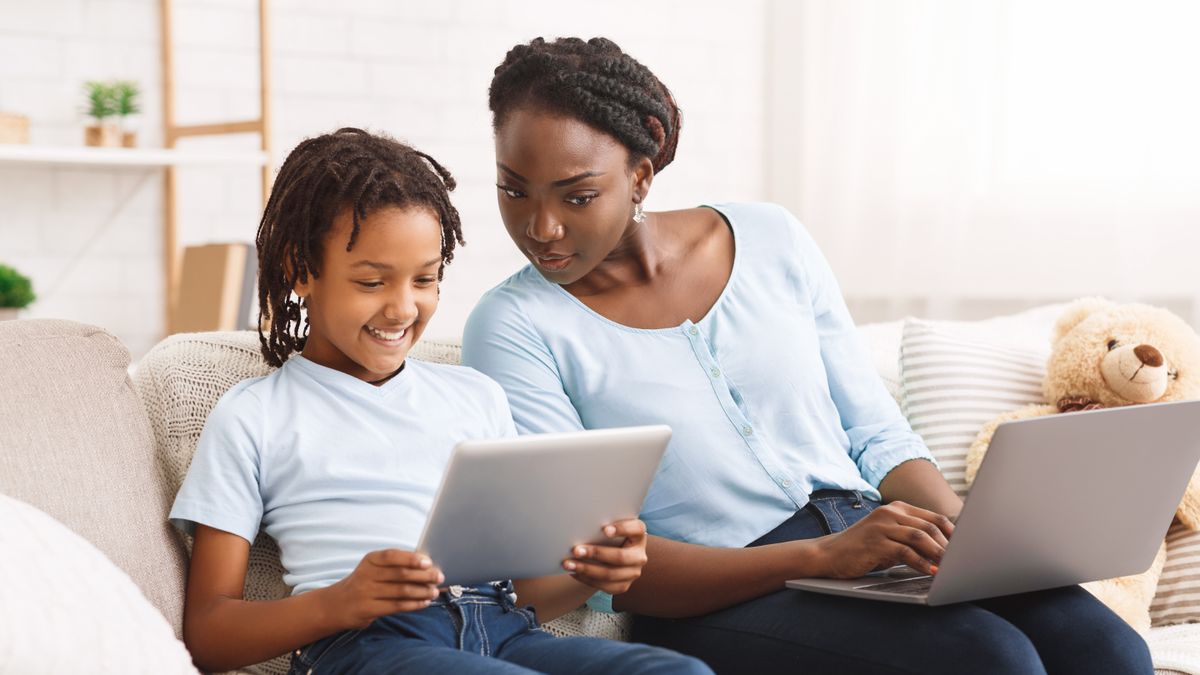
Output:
top-left (112, 80), bottom-right (141, 119)
top-left (83, 80), bottom-right (117, 122)
top-left (0, 264), bottom-right (35, 309)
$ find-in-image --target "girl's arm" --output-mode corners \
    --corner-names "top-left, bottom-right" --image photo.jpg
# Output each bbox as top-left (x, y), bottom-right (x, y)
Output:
top-left (515, 519), bottom-right (648, 622)
top-left (184, 525), bottom-right (442, 672)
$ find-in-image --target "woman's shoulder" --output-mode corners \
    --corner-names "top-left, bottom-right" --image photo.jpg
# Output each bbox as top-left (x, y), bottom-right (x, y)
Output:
top-left (699, 201), bottom-right (800, 230)
top-left (465, 266), bottom-right (561, 342)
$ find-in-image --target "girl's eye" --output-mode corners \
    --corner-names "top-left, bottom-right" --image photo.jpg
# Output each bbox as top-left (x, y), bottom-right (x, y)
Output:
top-left (415, 277), bottom-right (437, 287)
top-left (356, 281), bottom-right (383, 289)
top-left (566, 194), bottom-right (596, 207)
top-left (1107, 339), bottom-right (1119, 351)
top-left (497, 185), bottom-right (524, 199)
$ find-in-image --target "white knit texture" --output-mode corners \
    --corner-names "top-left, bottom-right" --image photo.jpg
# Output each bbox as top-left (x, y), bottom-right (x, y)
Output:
top-left (0, 494), bottom-right (198, 675)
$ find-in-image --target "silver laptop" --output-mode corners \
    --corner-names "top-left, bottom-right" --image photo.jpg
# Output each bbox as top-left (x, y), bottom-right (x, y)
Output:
top-left (417, 425), bottom-right (671, 587)
top-left (786, 400), bottom-right (1200, 605)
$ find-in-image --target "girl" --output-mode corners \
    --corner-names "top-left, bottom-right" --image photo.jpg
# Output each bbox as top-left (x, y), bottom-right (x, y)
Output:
top-left (463, 38), bottom-right (1154, 675)
top-left (169, 128), bottom-right (709, 675)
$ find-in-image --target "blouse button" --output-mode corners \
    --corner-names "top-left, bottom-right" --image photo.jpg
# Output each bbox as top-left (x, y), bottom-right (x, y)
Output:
top-left (781, 478), bottom-right (793, 488)
top-left (710, 367), bottom-right (721, 378)
top-left (688, 326), bottom-right (699, 336)
top-left (742, 425), bottom-right (754, 436)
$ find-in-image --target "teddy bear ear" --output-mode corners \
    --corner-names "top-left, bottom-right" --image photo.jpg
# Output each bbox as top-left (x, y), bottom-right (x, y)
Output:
top-left (1052, 297), bottom-right (1115, 342)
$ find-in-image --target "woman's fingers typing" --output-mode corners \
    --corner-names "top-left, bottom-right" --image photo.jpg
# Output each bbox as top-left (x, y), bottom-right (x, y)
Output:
top-left (820, 501), bottom-right (954, 578)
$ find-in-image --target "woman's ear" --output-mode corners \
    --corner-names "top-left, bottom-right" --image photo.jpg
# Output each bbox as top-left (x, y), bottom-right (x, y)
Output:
top-left (631, 156), bottom-right (655, 203)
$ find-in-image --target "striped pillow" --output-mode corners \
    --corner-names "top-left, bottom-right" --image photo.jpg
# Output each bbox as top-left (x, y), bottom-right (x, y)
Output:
top-left (1151, 522), bottom-right (1200, 626)
top-left (899, 319), bottom-right (1050, 496)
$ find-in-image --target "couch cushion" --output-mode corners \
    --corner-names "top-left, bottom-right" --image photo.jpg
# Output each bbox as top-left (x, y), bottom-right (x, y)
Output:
top-left (1151, 521), bottom-right (1200, 627)
top-left (0, 319), bottom-right (189, 637)
top-left (0, 493), bottom-right (198, 673)
top-left (899, 318), bottom-right (1051, 495)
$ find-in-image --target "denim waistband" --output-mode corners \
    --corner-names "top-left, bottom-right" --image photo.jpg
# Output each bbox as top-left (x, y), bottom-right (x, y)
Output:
top-left (429, 579), bottom-right (518, 607)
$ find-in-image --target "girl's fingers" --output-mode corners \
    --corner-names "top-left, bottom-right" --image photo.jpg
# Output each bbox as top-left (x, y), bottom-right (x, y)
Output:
top-left (372, 581), bottom-right (440, 601)
top-left (374, 565), bottom-right (444, 585)
top-left (602, 519), bottom-right (647, 540)
top-left (568, 544), bottom-right (648, 568)
top-left (384, 598), bottom-right (434, 614)
top-left (563, 559), bottom-right (642, 583)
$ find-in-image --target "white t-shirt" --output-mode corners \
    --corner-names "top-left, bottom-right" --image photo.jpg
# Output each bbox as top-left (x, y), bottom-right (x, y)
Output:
top-left (169, 354), bottom-right (516, 595)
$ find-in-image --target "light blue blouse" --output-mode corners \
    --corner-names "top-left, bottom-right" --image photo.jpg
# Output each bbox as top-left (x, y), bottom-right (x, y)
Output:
top-left (464, 201), bottom-right (934, 553)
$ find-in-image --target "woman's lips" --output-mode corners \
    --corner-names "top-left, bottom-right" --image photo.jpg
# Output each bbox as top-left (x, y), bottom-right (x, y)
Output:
top-left (533, 253), bottom-right (574, 271)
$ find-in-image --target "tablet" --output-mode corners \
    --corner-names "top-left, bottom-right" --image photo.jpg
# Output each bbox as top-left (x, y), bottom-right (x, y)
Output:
top-left (415, 425), bottom-right (672, 587)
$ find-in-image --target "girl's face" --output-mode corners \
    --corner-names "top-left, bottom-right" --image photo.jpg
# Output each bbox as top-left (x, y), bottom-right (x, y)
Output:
top-left (295, 205), bottom-right (442, 383)
top-left (493, 109), bottom-right (652, 286)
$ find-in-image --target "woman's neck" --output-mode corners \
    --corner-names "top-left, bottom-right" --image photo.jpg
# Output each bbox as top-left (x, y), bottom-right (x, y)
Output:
top-left (569, 214), bottom-right (672, 296)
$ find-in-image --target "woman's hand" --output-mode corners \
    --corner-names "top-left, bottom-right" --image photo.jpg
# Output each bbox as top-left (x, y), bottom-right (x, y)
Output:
top-left (816, 501), bottom-right (954, 578)
top-left (319, 549), bottom-right (444, 630)
top-left (561, 519), bottom-right (649, 595)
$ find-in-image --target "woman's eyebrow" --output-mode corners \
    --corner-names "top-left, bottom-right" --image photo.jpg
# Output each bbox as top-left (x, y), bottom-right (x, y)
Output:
top-left (496, 163), bottom-right (605, 187)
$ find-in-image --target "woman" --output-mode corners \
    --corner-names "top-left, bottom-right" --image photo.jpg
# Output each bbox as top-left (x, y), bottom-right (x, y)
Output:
top-left (463, 36), bottom-right (1152, 675)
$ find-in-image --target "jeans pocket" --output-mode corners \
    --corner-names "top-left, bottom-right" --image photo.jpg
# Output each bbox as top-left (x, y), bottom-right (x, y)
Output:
top-left (295, 628), bottom-right (362, 673)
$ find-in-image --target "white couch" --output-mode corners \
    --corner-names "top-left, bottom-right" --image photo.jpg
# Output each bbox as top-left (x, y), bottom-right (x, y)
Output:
top-left (2, 315), bottom-right (1197, 674)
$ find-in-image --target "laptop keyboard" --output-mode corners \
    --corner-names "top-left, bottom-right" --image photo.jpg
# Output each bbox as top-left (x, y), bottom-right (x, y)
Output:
top-left (856, 576), bottom-right (934, 596)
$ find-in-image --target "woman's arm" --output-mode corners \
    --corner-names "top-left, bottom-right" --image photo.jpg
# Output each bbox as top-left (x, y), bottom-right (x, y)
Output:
top-left (613, 496), bottom-right (954, 618)
top-left (610, 535), bottom-right (828, 617)
top-left (184, 525), bottom-right (441, 672)
top-left (878, 458), bottom-right (963, 520)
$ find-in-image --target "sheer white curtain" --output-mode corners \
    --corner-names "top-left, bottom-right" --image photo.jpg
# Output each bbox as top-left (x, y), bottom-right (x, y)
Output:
top-left (767, 0), bottom-right (1200, 322)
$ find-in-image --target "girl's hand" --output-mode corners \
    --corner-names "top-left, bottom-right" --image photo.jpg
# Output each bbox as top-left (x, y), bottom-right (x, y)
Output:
top-left (816, 501), bottom-right (954, 579)
top-left (320, 549), bottom-right (444, 630)
top-left (562, 519), bottom-right (649, 595)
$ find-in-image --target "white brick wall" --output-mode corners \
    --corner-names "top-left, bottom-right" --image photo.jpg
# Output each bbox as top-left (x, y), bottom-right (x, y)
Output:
top-left (0, 0), bottom-right (769, 358)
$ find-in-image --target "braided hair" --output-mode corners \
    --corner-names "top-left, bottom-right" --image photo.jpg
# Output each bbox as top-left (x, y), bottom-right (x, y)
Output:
top-left (489, 37), bottom-right (682, 174)
top-left (256, 127), bottom-right (464, 367)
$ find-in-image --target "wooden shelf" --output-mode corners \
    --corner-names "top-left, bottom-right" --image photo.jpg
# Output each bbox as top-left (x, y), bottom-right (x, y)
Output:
top-left (0, 144), bottom-right (269, 168)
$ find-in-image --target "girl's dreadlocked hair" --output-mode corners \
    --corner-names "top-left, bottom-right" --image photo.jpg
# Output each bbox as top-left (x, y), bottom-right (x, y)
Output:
top-left (488, 37), bottom-right (682, 174)
top-left (256, 127), bottom-right (464, 368)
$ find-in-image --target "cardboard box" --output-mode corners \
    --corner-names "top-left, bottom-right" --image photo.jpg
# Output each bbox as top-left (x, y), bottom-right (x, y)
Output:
top-left (0, 113), bottom-right (30, 144)
top-left (169, 243), bottom-right (257, 334)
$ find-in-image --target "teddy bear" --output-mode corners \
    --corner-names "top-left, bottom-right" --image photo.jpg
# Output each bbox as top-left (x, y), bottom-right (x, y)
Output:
top-left (964, 297), bottom-right (1200, 633)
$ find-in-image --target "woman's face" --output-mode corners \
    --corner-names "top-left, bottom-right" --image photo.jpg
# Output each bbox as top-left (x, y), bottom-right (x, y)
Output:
top-left (493, 108), bottom-right (652, 286)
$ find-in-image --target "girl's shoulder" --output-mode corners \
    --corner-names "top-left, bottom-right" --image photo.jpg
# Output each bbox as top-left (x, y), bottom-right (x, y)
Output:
top-left (405, 358), bottom-right (510, 412)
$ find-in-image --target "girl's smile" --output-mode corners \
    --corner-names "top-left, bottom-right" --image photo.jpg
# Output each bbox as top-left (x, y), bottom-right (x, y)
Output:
top-left (295, 204), bottom-right (443, 384)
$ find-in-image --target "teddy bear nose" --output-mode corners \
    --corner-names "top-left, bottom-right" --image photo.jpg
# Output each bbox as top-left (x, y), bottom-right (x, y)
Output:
top-left (1133, 344), bottom-right (1164, 368)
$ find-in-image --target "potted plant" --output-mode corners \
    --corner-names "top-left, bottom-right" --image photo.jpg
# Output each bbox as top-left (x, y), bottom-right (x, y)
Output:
top-left (0, 264), bottom-right (35, 320)
top-left (112, 80), bottom-right (141, 148)
top-left (82, 80), bottom-right (120, 147)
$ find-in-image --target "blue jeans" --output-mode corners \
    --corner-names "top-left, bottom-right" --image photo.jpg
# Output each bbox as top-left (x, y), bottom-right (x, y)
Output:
top-left (289, 580), bottom-right (711, 674)
top-left (632, 490), bottom-right (1153, 675)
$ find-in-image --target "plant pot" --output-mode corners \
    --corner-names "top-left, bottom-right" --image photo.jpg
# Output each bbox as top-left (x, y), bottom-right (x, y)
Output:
top-left (121, 130), bottom-right (137, 148)
top-left (0, 308), bottom-right (22, 321)
top-left (84, 123), bottom-right (121, 148)
top-left (0, 112), bottom-right (30, 144)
